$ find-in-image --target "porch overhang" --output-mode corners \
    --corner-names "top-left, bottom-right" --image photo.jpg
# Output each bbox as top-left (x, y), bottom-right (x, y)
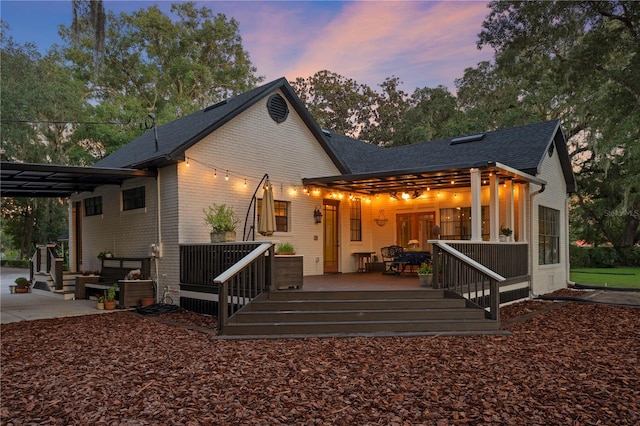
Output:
top-left (0, 161), bottom-right (157, 198)
top-left (302, 161), bottom-right (546, 195)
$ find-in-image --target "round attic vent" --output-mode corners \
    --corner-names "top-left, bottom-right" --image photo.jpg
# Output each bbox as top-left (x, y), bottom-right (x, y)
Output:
top-left (267, 94), bottom-right (289, 123)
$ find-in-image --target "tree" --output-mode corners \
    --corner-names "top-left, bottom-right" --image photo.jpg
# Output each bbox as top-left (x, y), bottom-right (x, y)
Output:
top-left (60, 1), bottom-right (263, 156)
top-left (477, 0), bottom-right (640, 254)
top-left (358, 76), bottom-right (410, 146)
top-left (1, 30), bottom-right (86, 257)
top-left (290, 70), bottom-right (377, 138)
top-left (391, 86), bottom-right (459, 146)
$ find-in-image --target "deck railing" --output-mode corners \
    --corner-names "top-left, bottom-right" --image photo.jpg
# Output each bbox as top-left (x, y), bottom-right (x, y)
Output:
top-left (214, 243), bottom-right (274, 334)
top-left (445, 241), bottom-right (528, 280)
top-left (179, 242), bottom-right (274, 334)
top-left (180, 242), bottom-right (268, 288)
top-left (431, 241), bottom-right (506, 321)
top-left (30, 244), bottom-right (63, 290)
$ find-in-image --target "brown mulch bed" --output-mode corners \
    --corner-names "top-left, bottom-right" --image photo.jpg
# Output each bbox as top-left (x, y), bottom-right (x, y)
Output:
top-left (2, 294), bottom-right (639, 425)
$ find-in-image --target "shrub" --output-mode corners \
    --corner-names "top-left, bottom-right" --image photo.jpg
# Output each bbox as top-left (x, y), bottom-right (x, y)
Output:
top-left (588, 246), bottom-right (619, 268)
top-left (1, 260), bottom-right (31, 268)
top-left (569, 245), bottom-right (590, 268)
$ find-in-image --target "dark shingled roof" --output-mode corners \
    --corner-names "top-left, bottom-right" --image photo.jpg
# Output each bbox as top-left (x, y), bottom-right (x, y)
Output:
top-left (340, 120), bottom-right (561, 177)
top-left (94, 77), bottom-right (574, 192)
top-left (94, 78), bottom-right (349, 173)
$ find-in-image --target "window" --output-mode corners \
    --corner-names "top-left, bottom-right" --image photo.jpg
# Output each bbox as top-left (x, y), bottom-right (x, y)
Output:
top-left (539, 206), bottom-right (560, 264)
top-left (122, 186), bottom-right (145, 211)
top-left (84, 196), bottom-right (102, 216)
top-left (439, 207), bottom-right (489, 240)
top-left (350, 198), bottom-right (362, 241)
top-left (257, 199), bottom-right (289, 232)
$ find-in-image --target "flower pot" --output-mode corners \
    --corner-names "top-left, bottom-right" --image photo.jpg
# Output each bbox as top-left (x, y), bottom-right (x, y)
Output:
top-left (15, 287), bottom-right (28, 294)
top-left (104, 300), bottom-right (117, 310)
top-left (418, 273), bottom-right (433, 287)
top-left (140, 297), bottom-right (155, 307)
top-left (210, 231), bottom-right (236, 243)
top-left (499, 235), bottom-right (507, 242)
top-left (9, 285), bottom-right (16, 294)
top-left (97, 302), bottom-right (105, 310)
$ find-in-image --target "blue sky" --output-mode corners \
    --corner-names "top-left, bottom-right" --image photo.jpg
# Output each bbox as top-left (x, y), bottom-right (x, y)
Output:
top-left (1, 0), bottom-right (495, 92)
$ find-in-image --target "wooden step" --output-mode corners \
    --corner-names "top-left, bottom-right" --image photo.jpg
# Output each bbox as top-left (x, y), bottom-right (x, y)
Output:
top-left (221, 289), bottom-right (498, 337)
top-left (232, 307), bottom-right (485, 323)
top-left (223, 318), bottom-right (499, 336)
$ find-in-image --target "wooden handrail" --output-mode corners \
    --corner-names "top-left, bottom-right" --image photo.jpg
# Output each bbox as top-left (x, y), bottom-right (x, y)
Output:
top-left (430, 240), bottom-right (505, 321)
top-left (213, 243), bottom-right (274, 334)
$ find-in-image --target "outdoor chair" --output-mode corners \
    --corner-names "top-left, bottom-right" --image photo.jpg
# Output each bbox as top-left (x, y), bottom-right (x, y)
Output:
top-left (381, 245), bottom-right (405, 275)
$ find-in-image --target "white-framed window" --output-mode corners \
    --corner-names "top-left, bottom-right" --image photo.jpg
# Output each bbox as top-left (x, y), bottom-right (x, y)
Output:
top-left (257, 199), bottom-right (290, 232)
top-left (122, 186), bottom-right (145, 211)
top-left (539, 205), bottom-right (560, 265)
top-left (84, 196), bottom-right (102, 216)
top-left (350, 198), bottom-right (362, 241)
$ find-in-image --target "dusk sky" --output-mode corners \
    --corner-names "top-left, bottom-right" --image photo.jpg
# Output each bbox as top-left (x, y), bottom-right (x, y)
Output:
top-left (1, 0), bottom-right (495, 93)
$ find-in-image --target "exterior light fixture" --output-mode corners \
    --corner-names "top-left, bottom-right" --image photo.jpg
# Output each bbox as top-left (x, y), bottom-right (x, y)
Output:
top-left (314, 206), bottom-right (323, 224)
top-left (401, 192), bottom-right (410, 200)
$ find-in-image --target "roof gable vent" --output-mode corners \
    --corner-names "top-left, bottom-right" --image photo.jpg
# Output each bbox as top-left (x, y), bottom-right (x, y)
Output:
top-left (267, 94), bottom-right (289, 123)
top-left (450, 133), bottom-right (485, 145)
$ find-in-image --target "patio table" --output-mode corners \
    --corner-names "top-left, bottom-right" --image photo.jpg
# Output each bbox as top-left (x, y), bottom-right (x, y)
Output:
top-left (352, 252), bottom-right (375, 273)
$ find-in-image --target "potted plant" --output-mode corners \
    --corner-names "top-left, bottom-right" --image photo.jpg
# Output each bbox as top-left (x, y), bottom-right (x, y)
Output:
top-left (104, 283), bottom-right (118, 310)
top-left (499, 226), bottom-right (513, 242)
top-left (14, 277), bottom-right (30, 293)
top-left (417, 263), bottom-right (433, 287)
top-left (96, 296), bottom-right (105, 310)
top-left (98, 250), bottom-right (113, 260)
top-left (275, 241), bottom-right (296, 255)
top-left (204, 204), bottom-right (239, 243)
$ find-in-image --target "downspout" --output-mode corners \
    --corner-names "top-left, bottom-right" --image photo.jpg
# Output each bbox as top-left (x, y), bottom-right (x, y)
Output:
top-left (155, 168), bottom-right (162, 296)
top-left (565, 194), bottom-right (575, 288)
top-left (528, 183), bottom-right (545, 298)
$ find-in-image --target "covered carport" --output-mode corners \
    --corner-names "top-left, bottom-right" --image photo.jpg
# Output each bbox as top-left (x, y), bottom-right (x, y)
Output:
top-left (1, 161), bottom-right (157, 274)
top-left (0, 161), bottom-right (156, 198)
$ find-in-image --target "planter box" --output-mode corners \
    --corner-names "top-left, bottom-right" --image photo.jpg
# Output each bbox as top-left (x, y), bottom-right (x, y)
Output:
top-left (118, 280), bottom-right (155, 308)
top-left (274, 255), bottom-right (303, 290)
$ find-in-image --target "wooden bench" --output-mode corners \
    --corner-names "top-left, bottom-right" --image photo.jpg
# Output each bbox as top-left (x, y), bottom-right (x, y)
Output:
top-left (75, 258), bottom-right (152, 307)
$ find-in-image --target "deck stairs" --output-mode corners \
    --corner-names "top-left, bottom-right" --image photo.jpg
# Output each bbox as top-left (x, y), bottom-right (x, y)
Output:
top-left (221, 289), bottom-right (501, 337)
top-left (32, 272), bottom-right (78, 300)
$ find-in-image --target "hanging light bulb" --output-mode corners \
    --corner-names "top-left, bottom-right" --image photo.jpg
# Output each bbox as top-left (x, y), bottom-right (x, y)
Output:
top-left (225, 170), bottom-right (229, 180)
top-left (186, 157), bottom-right (190, 167)
top-left (214, 169), bottom-right (217, 178)
top-left (244, 179), bottom-right (247, 187)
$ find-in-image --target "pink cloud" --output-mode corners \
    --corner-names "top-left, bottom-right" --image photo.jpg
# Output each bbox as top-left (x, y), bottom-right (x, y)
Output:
top-left (211, 1), bottom-right (494, 92)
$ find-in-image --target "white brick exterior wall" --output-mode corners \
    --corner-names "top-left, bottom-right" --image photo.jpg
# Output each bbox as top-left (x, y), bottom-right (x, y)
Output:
top-left (530, 145), bottom-right (570, 295)
top-left (179, 90), bottom-right (341, 276)
top-left (69, 94), bottom-right (571, 296)
top-left (70, 176), bottom-right (158, 273)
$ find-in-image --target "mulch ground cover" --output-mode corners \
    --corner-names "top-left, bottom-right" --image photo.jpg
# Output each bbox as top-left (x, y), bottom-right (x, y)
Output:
top-left (2, 289), bottom-right (638, 425)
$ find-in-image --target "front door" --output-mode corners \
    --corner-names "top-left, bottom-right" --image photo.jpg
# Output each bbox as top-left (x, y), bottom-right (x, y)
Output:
top-left (323, 200), bottom-right (339, 273)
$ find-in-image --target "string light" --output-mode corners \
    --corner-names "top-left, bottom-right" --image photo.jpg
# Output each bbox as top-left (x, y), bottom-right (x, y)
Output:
top-left (186, 157), bottom-right (190, 167)
top-left (225, 170), bottom-right (229, 180)
top-left (244, 179), bottom-right (247, 187)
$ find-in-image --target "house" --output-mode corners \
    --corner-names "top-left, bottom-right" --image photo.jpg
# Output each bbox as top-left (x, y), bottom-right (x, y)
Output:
top-left (1, 77), bottom-right (576, 327)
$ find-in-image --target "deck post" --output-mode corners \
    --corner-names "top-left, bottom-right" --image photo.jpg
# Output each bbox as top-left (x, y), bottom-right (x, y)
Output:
top-left (470, 168), bottom-right (482, 241)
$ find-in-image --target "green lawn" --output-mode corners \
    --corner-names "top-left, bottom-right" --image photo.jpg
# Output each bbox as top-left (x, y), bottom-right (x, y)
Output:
top-left (570, 267), bottom-right (640, 288)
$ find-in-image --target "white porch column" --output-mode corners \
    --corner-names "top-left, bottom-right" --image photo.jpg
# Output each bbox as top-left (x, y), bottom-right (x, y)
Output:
top-left (506, 179), bottom-right (515, 242)
top-left (489, 173), bottom-right (500, 241)
top-left (470, 168), bottom-right (482, 241)
top-left (518, 183), bottom-right (529, 242)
